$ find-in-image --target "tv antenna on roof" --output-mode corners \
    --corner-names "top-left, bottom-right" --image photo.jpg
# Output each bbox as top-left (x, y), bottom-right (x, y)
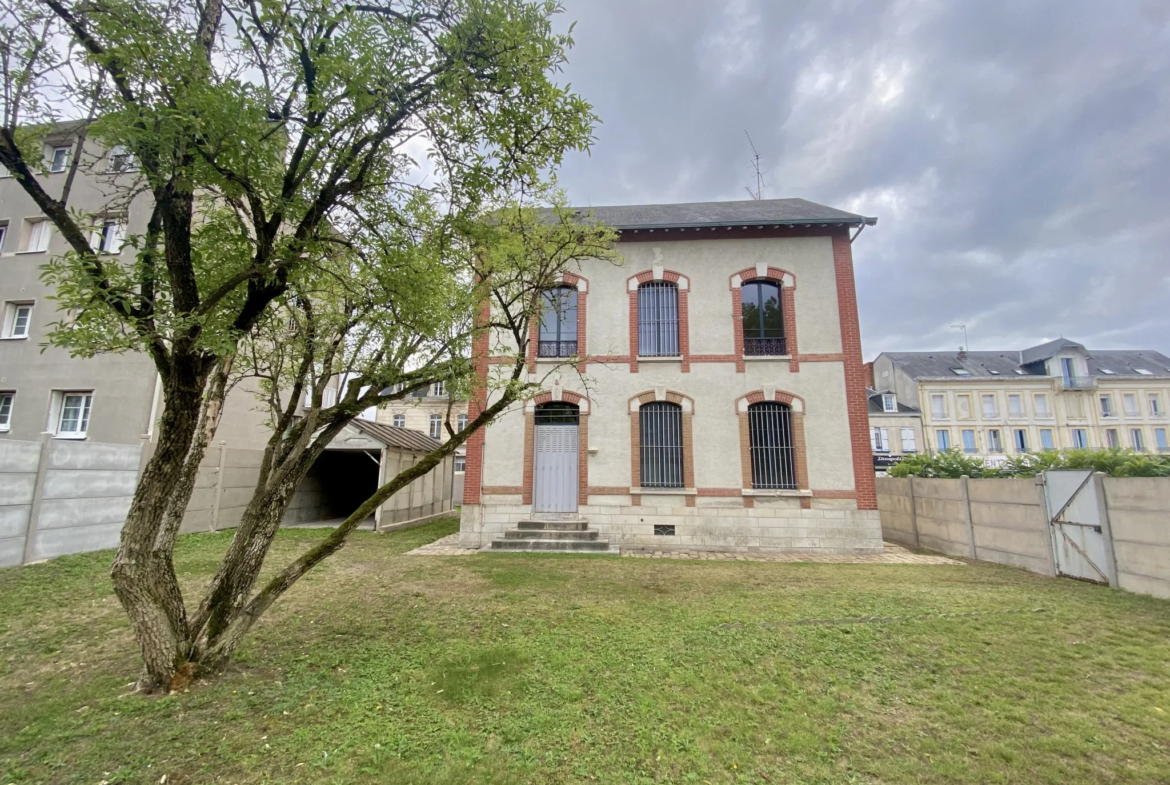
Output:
top-left (744, 129), bottom-right (764, 200)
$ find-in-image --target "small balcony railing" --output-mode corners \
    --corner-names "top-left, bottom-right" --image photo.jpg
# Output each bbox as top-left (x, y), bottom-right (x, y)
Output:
top-left (1060, 376), bottom-right (1096, 390)
top-left (538, 340), bottom-right (577, 359)
top-left (743, 336), bottom-right (787, 357)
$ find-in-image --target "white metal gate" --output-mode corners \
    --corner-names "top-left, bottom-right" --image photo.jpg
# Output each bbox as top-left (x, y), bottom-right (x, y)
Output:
top-left (1043, 470), bottom-right (1117, 585)
top-left (533, 423), bottom-right (578, 513)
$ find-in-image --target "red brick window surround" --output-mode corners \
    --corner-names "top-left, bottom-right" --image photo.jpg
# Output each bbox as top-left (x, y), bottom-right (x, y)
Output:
top-left (521, 390), bottom-right (591, 507)
top-left (735, 389), bottom-right (810, 507)
top-left (728, 266), bottom-right (798, 373)
top-left (527, 272), bottom-right (588, 373)
top-left (628, 390), bottom-right (697, 507)
top-left (627, 270), bottom-right (691, 373)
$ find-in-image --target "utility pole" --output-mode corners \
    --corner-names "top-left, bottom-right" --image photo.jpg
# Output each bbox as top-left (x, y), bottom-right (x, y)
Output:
top-left (951, 323), bottom-right (968, 353)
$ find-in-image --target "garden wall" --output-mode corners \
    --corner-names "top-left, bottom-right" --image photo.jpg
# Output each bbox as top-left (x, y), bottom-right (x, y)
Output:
top-left (877, 475), bottom-right (1170, 599)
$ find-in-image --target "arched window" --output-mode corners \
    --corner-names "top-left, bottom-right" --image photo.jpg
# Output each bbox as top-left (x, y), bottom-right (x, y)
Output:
top-left (539, 286), bottom-right (578, 358)
top-left (748, 402), bottom-right (796, 489)
top-left (639, 401), bottom-right (683, 488)
top-left (741, 280), bottom-right (785, 356)
top-left (637, 281), bottom-right (679, 357)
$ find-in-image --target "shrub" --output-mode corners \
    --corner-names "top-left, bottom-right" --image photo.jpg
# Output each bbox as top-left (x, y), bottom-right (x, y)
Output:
top-left (887, 449), bottom-right (1170, 479)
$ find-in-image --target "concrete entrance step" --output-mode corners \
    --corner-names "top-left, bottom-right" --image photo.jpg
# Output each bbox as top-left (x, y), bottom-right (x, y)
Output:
top-left (516, 519), bottom-right (590, 532)
top-left (488, 538), bottom-right (615, 553)
top-left (503, 529), bottom-right (599, 541)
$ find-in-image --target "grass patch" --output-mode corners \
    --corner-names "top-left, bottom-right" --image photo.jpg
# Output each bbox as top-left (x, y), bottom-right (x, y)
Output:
top-left (1, 516), bottom-right (1169, 783)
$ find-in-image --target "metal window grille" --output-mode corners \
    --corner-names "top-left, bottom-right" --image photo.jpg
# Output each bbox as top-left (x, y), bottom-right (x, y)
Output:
top-left (741, 280), bottom-right (786, 356)
top-left (749, 403), bottom-right (796, 489)
top-left (535, 402), bottom-right (579, 425)
top-left (638, 282), bottom-right (679, 356)
top-left (639, 402), bottom-right (683, 488)
top-left (538, 286), bottom-right (578, 358)
top-left (653, 524), bottom-right (676, 536)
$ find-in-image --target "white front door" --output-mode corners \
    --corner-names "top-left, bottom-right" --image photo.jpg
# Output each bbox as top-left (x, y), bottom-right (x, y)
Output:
top-left (533, 423), bottom-right (579, 513)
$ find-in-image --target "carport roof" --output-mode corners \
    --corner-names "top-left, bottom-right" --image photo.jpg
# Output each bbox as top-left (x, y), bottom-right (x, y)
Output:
top-left (350, 419), bottom-right (442, 452)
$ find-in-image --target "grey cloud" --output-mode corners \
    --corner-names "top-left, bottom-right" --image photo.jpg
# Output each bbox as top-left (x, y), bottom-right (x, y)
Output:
top-left (553, 0), bottom-right (1170, 357)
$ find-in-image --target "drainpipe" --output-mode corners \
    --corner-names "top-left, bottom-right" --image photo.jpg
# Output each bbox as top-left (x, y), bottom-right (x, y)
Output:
top-left (850, 217), bottom-right (878, 243)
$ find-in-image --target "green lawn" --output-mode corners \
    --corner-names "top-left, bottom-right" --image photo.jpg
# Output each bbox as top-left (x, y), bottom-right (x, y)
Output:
top-left (2, 518), bottom-right (1168, 784)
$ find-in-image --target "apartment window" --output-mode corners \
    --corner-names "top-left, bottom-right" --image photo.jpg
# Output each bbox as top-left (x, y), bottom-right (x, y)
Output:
top-left (748, 402), bottom-right (797, 489)
top-left (882, 395), bottom-right (897, 413)
top-left (1072, 428), bottom-right (1089, 449)
top-left (1105, 428), bottom-right (1120, 449)
top-left (25, 220), bottom-right (50, 252)
top-left (1099, 395), bottom-right (1115, 417)
top-left (957, 395), bottom-right (972, 419)
top-left (1123, 393), bottom-right (1139, 417)
top-left (870, 427), bottom-right (889, 453)
top-left (1008, 394), bottom-right (1024, 418)
top-left (987, 428), bottom-right (1003, 453)
top-left (1131, 429), bottom-right (1146, 452)
top-left (0, 223), bottom-right (6, 253)
top-left (1013, 428), bottom-right (1028, 452)
top-left (1034, 393), bottom-right (1051, 418)
top-left (931, 394), bottom-right (947, 419)
top-left (962, 429), bottom-right (976, 453)
top-left (936, 429), bottom-right (951, 451)
top-left (1150, 394), bottom-right (1164, 417)
top-left (48, 146), bottom-right (71, 173)
top-left (107, 145), bottom-right (135, 172)
top-left (454, 454), bottom-right (466, 473)
top-left (901, 428), bottom-right (916, 453)
top-left (1060, 357), bottom-right (1076, 384)
top-left (639, 401), bottom-right (684, 488)
top-left (432, 381), bottom-right (445, 397)
top-left (321, 387), bottom-right (337, 407)
top-left (1040, 429), bottom-right (1055, 450)
top-left (3, 302), bottom-right (33, 339)
top-left (0, 392), bottom-right (13, 431)
top-left (741, 280), bottom-right (785, 356)
top-left (457, 413), bottom-right (468, 431)
top-left (96, 218), bottom-right (126, 254)
top-left (637, 281), bottom-right (679, 357)
top-left (538, 286), bottom-right (578, 358)
top-left (53, 391), bottom-right (92, 438)
top-left (1155, 428), bottom-right (1168, 452)
top-left (392, 414), bottom-right (405, 428)
top-left (429, 414), bottom-right (442, 439)
top-left (981, 394), bottom-right (998, 419)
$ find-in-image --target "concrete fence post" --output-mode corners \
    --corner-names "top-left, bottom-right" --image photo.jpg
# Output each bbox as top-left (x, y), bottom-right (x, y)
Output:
top-left (1093, 472), bottom-right (1120, 588)
top-left (210, 441), bottom-right (227, 532)
top-left (20, 433), bottom-right (54, 565)
top-left (960, 475), bottom-right (977, 559)
top-left (1036, 474), bottom-right (1057, 577)
top-left (907, 476), bottom-right (921, 549)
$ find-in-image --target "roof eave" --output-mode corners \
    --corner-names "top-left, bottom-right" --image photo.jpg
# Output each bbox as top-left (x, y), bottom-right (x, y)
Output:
top-left (613, 216), bottom-right (877, 232)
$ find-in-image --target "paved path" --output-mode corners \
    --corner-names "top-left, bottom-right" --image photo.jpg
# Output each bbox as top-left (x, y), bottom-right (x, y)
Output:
top-left (407, 536), bottom-right (960, 564)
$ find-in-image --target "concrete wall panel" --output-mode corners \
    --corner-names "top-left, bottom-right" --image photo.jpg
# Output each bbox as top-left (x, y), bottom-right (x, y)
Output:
top-left (42, 469), bottom-right (138, 500)
top-left (37, 496), bottom-right (133, 530)
top-left (48, 440), bottom-right (141, 471)
top-left (0, 440), bottom-right (42, 472)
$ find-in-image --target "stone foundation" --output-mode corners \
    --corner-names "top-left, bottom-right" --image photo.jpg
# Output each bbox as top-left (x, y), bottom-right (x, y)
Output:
top-left (459, 494), bottom-right (883, 554)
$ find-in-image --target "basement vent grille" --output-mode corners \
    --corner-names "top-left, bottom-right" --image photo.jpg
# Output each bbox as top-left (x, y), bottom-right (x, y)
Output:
top-left (653, 524), bottom-right (676, 536)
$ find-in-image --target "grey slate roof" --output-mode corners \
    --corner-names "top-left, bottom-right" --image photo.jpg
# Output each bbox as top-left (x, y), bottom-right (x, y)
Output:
top-left (866, 388), bottom-right (921, 414)
top-left (573, 198), bottom-right (875, 230)
top-left (882, 348), bottom-right (1170, 380)
top-left (349, 419), bottom-right (443, 452)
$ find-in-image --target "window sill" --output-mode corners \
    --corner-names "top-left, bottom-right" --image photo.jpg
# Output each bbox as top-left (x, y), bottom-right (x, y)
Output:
top-left (632, 487), bottom-right (696, 496)
top-left (0, 336), bottom-right (29, 341)
top-left (16, 250), bottom-right (47, 255)
top-left (743, 355), bottom-right (792, 362)
top-left (742, 488), bottom-right (811, 497)
top-left (534, 357), bottom-right (579, 364)
top-left (636, 356), bottom-right (682, 362)
top-left (53, 433), bottom-right (87, 440)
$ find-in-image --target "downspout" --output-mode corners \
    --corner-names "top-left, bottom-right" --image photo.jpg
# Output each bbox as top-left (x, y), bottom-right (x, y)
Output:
top-left (850, 217), bottom-right (878, 244)
top-left (144, 372), bottom-right (163, 441)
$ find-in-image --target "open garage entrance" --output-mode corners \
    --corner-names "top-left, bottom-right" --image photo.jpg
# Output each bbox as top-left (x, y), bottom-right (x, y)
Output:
top-left (305, 449), bottom-right (380, 523)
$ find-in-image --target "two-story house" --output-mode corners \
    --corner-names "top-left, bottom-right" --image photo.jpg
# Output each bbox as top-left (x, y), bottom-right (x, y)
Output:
top-left (458, 198), bottom-right (882, 554)
top-left (873, 339), bottom-right (1170, 460)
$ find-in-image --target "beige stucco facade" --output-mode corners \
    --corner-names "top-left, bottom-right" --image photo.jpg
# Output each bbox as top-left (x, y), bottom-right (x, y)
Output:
top-left (459, 209), bottom-right (882, 554)
top-left (0, 127), bottom-right (272, 449)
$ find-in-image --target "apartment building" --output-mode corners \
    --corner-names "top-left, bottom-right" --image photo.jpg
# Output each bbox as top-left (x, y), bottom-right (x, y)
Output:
top-left (873, 339), bottom-right (1170, 461)
top-left (375, 384), bottom-right (469, 473)
top-left (459, 198), bottom-right (882, 553)
top-left (0, 125), bottom-right (269, 447)
top-left (866, 388), bottom-right (923, 473)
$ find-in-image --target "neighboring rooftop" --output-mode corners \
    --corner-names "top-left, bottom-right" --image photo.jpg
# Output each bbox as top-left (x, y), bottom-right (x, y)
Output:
top-left (880, 344), bottom-right (1170, 380)
top-left (573, 198), bottom-right (876, 231)
top-left (349, 419), bottom-right (442, 452)
top-left (866, 388), bottom-right (921, 415)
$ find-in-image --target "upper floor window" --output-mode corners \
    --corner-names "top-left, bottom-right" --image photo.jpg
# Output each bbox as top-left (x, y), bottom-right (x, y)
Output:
top-left (1008, 394), bottom-right (1024, 417)
top-left (454, 454), bottom-right (466, 472)
top-left (107, 145), bottom-right (136, 173)
top-left (639, 401), bottom-right (683, 488)
top-left (457, 413), bottom-right (468, 431)
top-left (870, 426), bottom-right (889, 453)
top-left (1131, 428), bottom-right (1146, 451)
top-left (981, 394), bottom-right (998, 418)
top-left (1034, 393), bottom-right (1051, 418)
top-left (901, 428), bottom-right (917, 453)
top-left (25, 219), bottom-right (50, 253)
top-left (1150, 394), bottom-right (1164, 417)
top-left (432, 381), bottom-right (445, 397)
top-left (429, 414), bottom-right (443, 439)
top-left (52, 391), bottom-right (92, 438)
top-left (1040, 429), bottom-right (1055, 450)
top-left (321, 387), bottom-right (337, 407)
top-left (0, 391), bottom-right (13, 431)
top-left (1099, 395), bottom-right (1115, 417)
top-left (1072, 428), bottom-right (1089, 449)
top-left (987, 428), bottom-right (1004, 453)
top-left (1156, 428), bottom-right (1168, 452)
top-left (882, 395), bottom-right (897, 412)
top-left (931, 394), bottom-right (947, 419)
top-left (96, 218), bottom-right (126, 254)
top-left (3, 302), bottom-right (32, 339)
top-left (0, 223), bottom-right (7, 252)
top-left (741, 280), bottom-right (785, 356)
top-left (936, 429), bottom-right (951, 450)
top-left (392, 414), bottom-right (405, 428)
top-left (1123, 393), bottom-right (1139, 416)
top-left (637, 281), bottom-right (679, 357)
top-left (750, 402), bottom-right (797, 489)
top-left (539, 286), bottom-right (577, 358)
top-left (48, 146), bottom-right (71, 173)
top-left (1105, 428), bottom-right (1120, 449)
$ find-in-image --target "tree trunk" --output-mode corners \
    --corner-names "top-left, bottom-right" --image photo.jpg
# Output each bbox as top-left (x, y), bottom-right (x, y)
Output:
top-left (109, 357), bottom-right (210, 693)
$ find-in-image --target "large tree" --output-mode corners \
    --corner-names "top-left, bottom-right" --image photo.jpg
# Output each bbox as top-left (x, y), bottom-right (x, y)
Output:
top-left (0, 0), bottom-right (603, 692)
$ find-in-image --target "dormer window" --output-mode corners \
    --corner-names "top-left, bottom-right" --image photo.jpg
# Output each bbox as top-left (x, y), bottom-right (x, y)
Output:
top-left (882, 395), bottom-right (897, 412)
top-left (1101, 369), bottom-right (1115, 375)
top-left (1136, 369), bottom-right (1152, 375)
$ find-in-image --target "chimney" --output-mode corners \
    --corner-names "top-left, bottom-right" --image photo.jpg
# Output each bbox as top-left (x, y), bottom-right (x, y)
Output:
top-left (863, 361), bottom-right (875, 388)
top-left (958, 346), bottom-right (968, 360)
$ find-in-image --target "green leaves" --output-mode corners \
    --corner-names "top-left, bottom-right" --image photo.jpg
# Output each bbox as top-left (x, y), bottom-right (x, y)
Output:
top-left (889, 448), bottom-right (1170, 479)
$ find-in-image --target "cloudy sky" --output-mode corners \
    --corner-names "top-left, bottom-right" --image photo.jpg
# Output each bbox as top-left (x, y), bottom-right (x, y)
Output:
top-left (551, 0), bottom-right (1170, 360)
